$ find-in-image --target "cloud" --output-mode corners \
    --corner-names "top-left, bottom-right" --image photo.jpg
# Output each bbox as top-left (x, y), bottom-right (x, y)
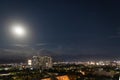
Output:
top-left (109, 35), bottom-right (120, 39)
top-left (12, 44), bottom-right (29, 47)
top-left (36, 43), bottom-right (47, 46)
top-left (109, 28), bottom-right (120, 38)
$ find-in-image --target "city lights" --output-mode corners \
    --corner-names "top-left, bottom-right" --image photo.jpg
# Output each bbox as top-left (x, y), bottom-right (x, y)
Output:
top-left (28, 60), bottom-right (32, 66)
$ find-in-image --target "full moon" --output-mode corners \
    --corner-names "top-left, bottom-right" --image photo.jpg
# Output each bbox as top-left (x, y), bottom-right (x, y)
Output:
top-left (12, 24), bottom-right (26, 37)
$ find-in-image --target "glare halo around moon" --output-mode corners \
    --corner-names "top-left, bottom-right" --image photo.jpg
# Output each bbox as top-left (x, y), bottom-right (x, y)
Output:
top-left (12, 24), bottom-right (26, 37)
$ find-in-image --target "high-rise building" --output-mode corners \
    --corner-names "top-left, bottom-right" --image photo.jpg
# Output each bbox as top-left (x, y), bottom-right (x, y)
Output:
top-left (32, 56), bottom-right (52, 69)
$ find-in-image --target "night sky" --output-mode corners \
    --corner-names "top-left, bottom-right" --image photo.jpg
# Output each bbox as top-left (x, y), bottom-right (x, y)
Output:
top-left (0, 0), bottom-right (120, 62)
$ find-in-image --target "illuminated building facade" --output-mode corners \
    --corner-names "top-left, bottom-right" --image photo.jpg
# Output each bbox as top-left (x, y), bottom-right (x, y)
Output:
top-left (28, 59), bottom-right (32, 66)
top-left (41, 75), bottom-right (70, 80)
top-left (32, 56), bottom-right (52, 69)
